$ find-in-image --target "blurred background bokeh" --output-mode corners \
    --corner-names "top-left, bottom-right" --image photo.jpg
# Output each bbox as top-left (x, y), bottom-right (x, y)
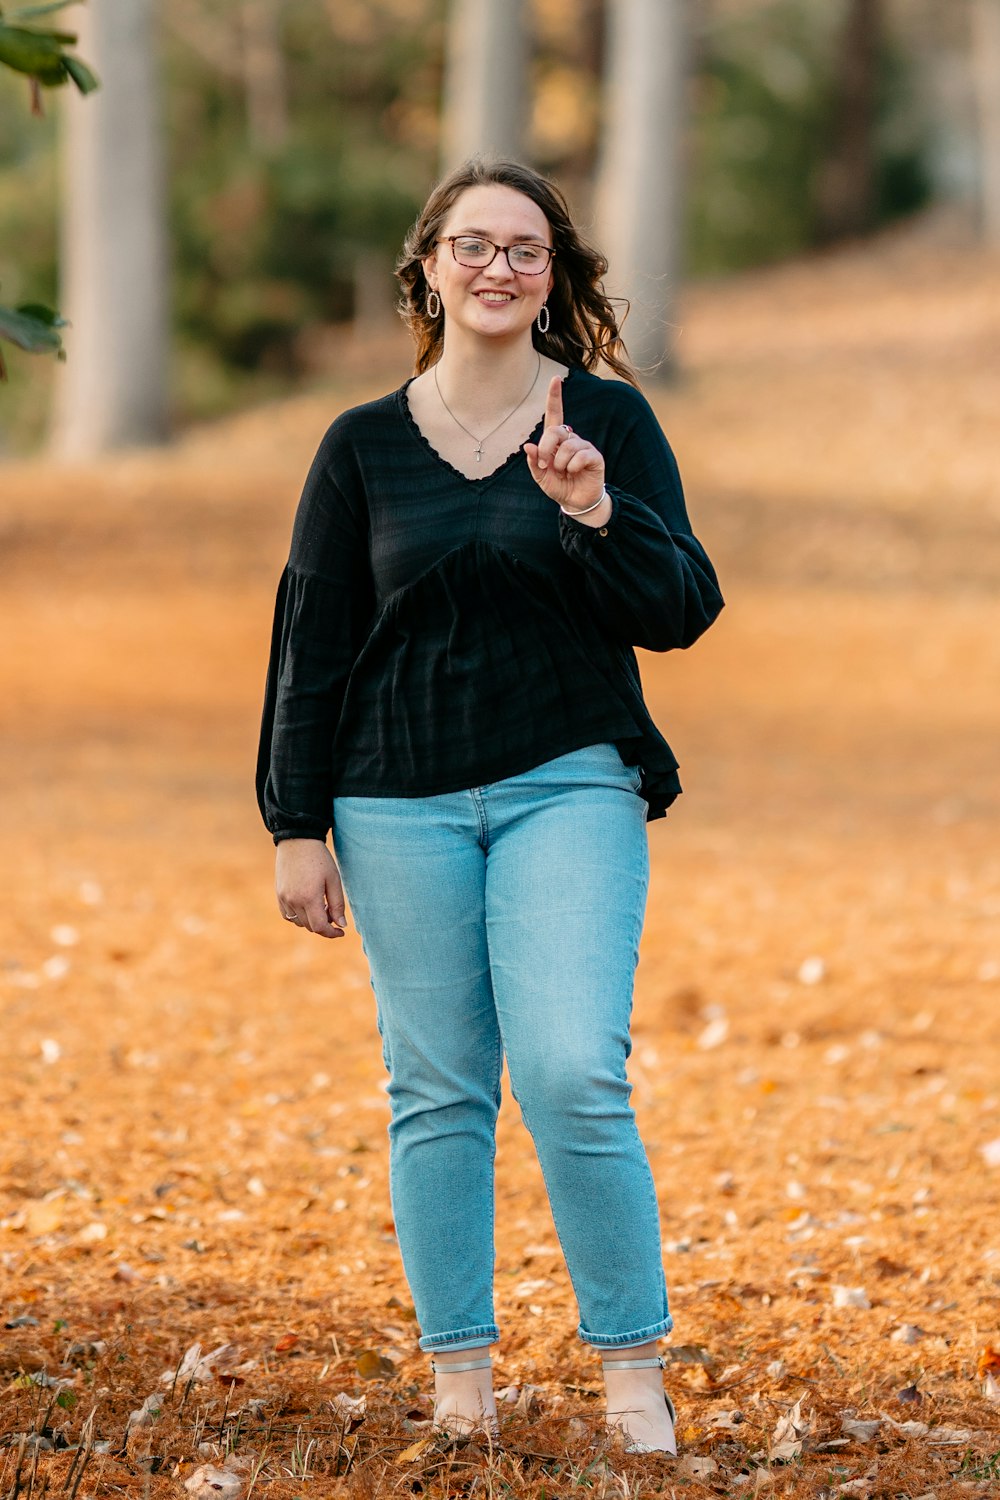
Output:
top-left (1, 0), bottom-right (997, 453)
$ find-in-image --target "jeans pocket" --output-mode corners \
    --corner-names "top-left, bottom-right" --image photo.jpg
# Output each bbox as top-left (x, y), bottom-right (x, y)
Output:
top-left (612, 747), bottom-right (643, 793)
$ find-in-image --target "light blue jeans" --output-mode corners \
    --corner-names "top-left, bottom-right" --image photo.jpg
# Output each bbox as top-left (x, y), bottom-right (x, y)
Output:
top-left (332, 742), bottom-right (672, 1353)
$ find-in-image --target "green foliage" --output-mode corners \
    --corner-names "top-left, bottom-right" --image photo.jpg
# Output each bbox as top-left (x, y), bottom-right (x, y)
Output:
top-left (0, 1), bottom-right (98, 94)
top-left (0, 0), bottom-right (939, 443)
top-left (0, 0), bottom-right (95, 398)
top-left (0, 297), bottom-right (66, 351)
top-left (161, 0), bottom-right (439, 397)
top-left (689, 0), bottom-right (930, 273)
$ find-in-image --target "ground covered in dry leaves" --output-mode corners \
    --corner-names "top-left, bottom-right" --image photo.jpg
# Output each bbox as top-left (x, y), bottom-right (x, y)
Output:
top-left (2, 211), bottom-right (999, 1498)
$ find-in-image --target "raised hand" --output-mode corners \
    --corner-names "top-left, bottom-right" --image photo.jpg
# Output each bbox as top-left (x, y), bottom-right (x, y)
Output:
top-left (523, 376), bottom-right (606, 514)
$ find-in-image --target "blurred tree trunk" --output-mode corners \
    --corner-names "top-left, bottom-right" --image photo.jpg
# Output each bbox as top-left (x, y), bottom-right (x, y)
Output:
top-left (596, 0), bottom-right (688, 377)
top-left (241, 0), bottom-right (288, 154)
top-left (972, 0), bottom-right (1000, 241)
top-left (815, 0), bottom-right (881, 241)
top-left (50, 0), bottom-right (169, 456)
top-left (441, 0), bottom-right (527, 170)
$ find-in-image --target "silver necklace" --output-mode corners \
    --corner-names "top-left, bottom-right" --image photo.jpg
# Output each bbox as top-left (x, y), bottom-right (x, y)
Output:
top-left (433, 352), bottom-right (542, 463)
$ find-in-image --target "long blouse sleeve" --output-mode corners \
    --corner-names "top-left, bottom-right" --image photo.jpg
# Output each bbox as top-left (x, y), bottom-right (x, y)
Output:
top-left (558, 384), bottom-right (723, 651)
top-left (255, 424), bottom-right (374, 845)
top-left (256, 370), bottom-right (722, 834)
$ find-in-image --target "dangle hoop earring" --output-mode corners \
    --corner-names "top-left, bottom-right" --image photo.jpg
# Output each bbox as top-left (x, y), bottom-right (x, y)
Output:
top-left (536, 302), bottom-right (550, 334)
top-left (426, 289), bottom-right (441, 319)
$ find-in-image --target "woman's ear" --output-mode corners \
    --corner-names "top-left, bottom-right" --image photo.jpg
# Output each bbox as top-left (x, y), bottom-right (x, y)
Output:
top-left (421, 249), bottom-right (439, 291)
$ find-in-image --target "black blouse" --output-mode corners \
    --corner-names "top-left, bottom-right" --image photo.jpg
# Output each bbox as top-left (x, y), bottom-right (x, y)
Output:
top-left (256, 366), bottom-right (724, 845)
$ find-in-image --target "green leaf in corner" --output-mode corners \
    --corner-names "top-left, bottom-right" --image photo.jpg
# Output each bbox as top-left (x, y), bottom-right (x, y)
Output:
top-left (0, 301), bottom-right (67, 352)
top-left (62, 51), bottom-right (97, 92)
top-left (0, 24), bottom-right (73, 82)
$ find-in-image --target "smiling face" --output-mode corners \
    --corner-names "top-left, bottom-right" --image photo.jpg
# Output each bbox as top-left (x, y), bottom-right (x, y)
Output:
top-left (422, 183), bottom-right (555, 343)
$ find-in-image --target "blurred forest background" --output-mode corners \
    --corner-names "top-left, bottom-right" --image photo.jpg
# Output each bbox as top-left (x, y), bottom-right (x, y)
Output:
top-left (1, 0), bottom-right (997, 454)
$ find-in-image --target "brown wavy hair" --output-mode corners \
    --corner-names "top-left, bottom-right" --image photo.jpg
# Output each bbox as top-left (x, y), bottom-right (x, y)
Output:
top-left (395, 157), bottom-right (639, 387)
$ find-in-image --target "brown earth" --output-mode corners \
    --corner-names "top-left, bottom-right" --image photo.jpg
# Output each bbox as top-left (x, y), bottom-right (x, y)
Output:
top-left (2, 212), bottom-right (999, 1497)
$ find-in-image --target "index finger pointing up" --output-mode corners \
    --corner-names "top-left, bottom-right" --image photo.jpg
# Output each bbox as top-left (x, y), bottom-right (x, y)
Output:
top-left (544, 374), bottom-right (564, 429)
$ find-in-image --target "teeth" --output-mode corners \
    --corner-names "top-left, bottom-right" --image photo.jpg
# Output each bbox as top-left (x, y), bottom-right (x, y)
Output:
top-left (478, 293), bottom-right (512, 302)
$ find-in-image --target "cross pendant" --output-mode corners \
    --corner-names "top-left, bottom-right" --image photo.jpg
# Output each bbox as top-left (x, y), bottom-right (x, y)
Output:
top-left (474, 444), bottom-right (483, 462)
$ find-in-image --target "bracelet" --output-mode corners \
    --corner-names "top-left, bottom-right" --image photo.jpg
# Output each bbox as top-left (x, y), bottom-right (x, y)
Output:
top-left (560, 487), bottom-right (609, 518)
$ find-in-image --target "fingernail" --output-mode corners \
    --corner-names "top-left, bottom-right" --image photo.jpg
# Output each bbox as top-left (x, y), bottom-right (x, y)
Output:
top-left (538, 459), bottom-right (547, 469)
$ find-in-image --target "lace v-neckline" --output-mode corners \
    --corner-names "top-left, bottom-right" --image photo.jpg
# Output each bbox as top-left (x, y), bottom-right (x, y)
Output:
top-left (398, 367), bottom-right (578, 485)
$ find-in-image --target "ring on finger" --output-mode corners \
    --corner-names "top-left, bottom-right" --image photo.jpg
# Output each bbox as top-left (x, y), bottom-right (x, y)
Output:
top-left (282, 911), bottom-right (298, 922)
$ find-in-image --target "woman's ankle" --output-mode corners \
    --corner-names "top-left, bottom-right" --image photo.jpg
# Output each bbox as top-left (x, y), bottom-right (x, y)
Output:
top-left (601, 1345), bottom-right (676, 1455)
top-left (431, 1355), bottom-right (497, 1433)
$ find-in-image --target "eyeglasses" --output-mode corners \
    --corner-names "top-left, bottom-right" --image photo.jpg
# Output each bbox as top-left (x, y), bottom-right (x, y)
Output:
top-left (439, 236), bottom-right (555, 275)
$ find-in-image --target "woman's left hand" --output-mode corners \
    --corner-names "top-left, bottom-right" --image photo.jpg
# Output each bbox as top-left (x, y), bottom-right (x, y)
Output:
top-left (524, 376), bottom-right (606, 513)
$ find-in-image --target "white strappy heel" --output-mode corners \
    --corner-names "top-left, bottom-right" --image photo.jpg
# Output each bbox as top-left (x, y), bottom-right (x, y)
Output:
top-left (601, 1353), bottom-right (677, 1455)
top-left (429, 1355), bottom-right (500, 1443)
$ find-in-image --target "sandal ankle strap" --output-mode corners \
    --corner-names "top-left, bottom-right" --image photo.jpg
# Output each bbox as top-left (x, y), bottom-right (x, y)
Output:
top-left (601, 1354), bottom-right (666, 1371)
top-left (430, 1355), bottom-right (493, 1374)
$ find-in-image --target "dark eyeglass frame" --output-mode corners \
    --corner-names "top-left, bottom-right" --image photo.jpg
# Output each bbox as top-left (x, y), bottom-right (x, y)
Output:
top-left (438, 236), bottom-right (556, 276)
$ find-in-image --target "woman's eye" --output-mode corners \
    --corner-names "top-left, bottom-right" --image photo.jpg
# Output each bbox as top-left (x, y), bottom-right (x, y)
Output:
top-left (457, 238), bottom-right (488, 255)
top-left (511, 246), bottom-right (544, 265)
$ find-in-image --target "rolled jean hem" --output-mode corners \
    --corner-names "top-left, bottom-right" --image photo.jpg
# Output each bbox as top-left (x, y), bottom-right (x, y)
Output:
top-left (577, 1316), bottom-right (674, 1349)
top-left (418, 1324), bottom-right (500, 1353)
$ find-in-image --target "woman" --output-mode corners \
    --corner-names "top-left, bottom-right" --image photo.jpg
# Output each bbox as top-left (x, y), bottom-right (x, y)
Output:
top-left (256, 158), bottom-right (723, 1454)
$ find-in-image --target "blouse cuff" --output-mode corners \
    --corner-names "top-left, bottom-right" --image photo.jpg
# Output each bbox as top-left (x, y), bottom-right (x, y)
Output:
top-left (271, 825), bottom-right (330, 847)
top-left (557, 487), bottom-right (620, 542)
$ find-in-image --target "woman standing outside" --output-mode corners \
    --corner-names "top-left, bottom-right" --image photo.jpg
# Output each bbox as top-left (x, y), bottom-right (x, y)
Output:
top-left (256, 159), bottom-right (723, 1454)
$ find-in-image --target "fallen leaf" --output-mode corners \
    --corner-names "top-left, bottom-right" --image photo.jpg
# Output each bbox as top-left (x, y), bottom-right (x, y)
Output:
top-left (707, 1408), bottom-right (745, 1430)
top-left (127, 1393), bottom-right (163, 1430)
top-left (329, 1392), bottom-right (366, 1419)
top-left (676, 1455), bottom-right (718, 1477)
top-left (394, 1437), bottom-right (433, 1463)
top-left (832, 1285), bottom-right (871, 1309)
top-left (895, 1384), bottom-right (922, 1404)
top-left (770, 1396), bottom-right (812, 1461)
top-left (513, 1383), bottom-right (546, 1416)
top-left (976, 1343), bottom-right (1000, 1379)
top-left (880, 1413), bottom-right (929, 1437)
top-left (873, 1255), bottom-right (909, 1278)
top-left (273, 1333), bottom-right (299, 1353)
top-left (978, 1137), bottom-right (1000, 1168)
top-left (161, 1342), bottom-right (241, 1387)
top-left (890, 1323), bottom-right (925, 1344)
top-left (697, 1017), bottom-right (729, 1050)
top-left (21, 1197), bottom-right (67, 1236)
top-left (183, 1464), bottom-right (243, 1499)
top-left (841, 1417), bottom-right (881, 1442)
top-left (355, 1349), bottom-right (396, 1380)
